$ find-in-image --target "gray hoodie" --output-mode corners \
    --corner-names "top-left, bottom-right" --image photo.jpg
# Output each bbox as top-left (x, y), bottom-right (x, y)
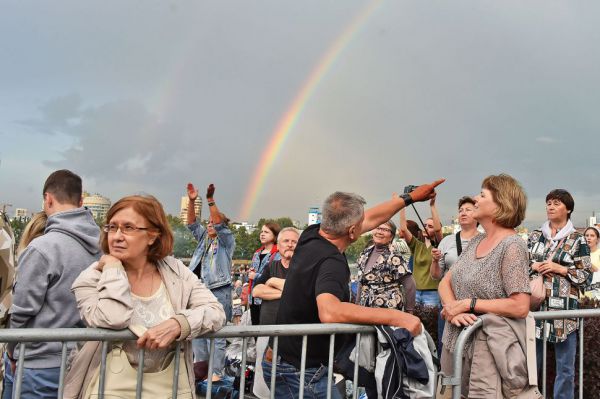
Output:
top-left (9, 207), bottom-right (101, 368)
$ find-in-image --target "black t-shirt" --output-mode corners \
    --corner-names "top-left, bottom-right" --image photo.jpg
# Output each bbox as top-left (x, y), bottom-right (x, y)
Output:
top-left (255, 260), bottom-right (289, 325)
top-left (276, 224), bottom-right (350, 369)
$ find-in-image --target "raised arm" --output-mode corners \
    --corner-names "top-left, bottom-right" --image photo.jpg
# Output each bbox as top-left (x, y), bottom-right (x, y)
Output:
top-left (186, 183), bottom-right (198, 225)
top-left (361, 179), bottom-right (445, 234)
top-left (399, 208), bottom-right (413, 244)
top-left (206, 184), bottom-right (223, 225)
top-left (429, 195), bottom-right (443, 243)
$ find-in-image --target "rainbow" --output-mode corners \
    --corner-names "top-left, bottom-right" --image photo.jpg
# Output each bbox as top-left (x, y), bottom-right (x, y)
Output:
top-left (238, 0), bottom-right (384, 221)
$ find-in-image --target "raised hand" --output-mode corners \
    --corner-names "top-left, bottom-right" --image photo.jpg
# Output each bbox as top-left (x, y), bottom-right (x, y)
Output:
top-left (206, 184), bottom-right (215, 200)
top-left (187, 183), bottom-right (198, 201)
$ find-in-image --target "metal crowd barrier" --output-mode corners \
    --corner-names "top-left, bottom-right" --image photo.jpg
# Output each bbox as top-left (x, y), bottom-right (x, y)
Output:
top-left (0, 323), bottom-right (376, 399)
top-left (446, 308), bottom-right (600, 399)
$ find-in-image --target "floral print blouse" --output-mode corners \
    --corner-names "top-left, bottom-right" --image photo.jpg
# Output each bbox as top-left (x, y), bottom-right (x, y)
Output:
top-left (356, 242), bottom-right (412, 311)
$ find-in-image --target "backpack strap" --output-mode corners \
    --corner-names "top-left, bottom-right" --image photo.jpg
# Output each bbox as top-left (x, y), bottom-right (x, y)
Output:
top-left (455, 232), bottom-right (463, 256)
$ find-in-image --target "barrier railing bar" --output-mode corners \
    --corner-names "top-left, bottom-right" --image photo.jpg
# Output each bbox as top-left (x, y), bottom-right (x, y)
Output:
top-left (98, 340), bottom-right (108, 399)
top-left (270, 336), bottom-right (279, 399)
top-left (136, 348), bottom-right (145, 399)
top-left (299, 335), bottom-right (307, 399)
top-left (172, 341), bottom-right (181, 399)
top-left (206, 338), bottom-right (215, 399)
top-left (352, 333), bottom-right (361, 399)
top-left (57, 342), bottom-right (68, 399)
top-left (240, 337), bottom-right (248, 399)
top-left (0, 323), bottom-right (376, 342)
top-left (326, 334), bottom-right (335, 399)
top-left (14, 342), bottom-right (26, 399)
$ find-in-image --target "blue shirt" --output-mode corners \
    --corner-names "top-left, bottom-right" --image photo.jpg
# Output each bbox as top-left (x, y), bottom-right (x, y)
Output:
top-left (187, 221), bottom-right (235, 290)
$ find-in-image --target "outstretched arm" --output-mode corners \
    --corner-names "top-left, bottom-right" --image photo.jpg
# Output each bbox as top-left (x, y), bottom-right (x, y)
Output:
top-left (399, 208), bottom-right (413, 244)
top-left (186, 183), bottom-right (198, 225)
top-left (206, 184), bottom-right (223, 225)
top-left (361, 179), bottom-right (445, 234)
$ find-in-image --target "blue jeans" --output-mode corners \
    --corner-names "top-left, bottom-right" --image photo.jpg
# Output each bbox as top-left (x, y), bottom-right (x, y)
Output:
top-left (262, 357), bottom-right (341, 399)
top-left (2, 354), bottom-right (13, 399)
top-left (536, 332), bottom-right (577, 399)
top-left (3, 364), bottom-right (60, 399)
top-left (415, 290), bottom-right (441, 307)
top-left (193, 284), bottom-right (232, 377)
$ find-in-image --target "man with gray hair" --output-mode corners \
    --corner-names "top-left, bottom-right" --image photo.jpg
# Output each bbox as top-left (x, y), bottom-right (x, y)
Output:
top-left (264, 179), bottom-right (444, 398)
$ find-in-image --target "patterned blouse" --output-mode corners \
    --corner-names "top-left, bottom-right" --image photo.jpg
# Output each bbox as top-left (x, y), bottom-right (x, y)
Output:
top-left (527, 230), bottom-right (592, 343)
top-left (356, 242), bottom-right (412, 311)
top-left (442, 234), bottom-right (531, 353)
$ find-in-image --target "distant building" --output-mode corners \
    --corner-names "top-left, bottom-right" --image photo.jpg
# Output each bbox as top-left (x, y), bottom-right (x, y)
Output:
top-left (231, 222), bottom-right (257, 233)
top-left (14, 208), bottom-right (28, 220)
top-left (308, 207), bottom-right (321, 226)
top-left (588, 213), bottom-right (598, 227)
top-left (82, 193), bottom-right (111, 221)
top-left (179, 196), bottom-right (202, 224)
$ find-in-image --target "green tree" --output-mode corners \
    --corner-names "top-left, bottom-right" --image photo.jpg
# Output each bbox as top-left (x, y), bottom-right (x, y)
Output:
top-left (166, 214), bottom-right (197, 258)
top-left (10, 217), bottom-right (29, 250)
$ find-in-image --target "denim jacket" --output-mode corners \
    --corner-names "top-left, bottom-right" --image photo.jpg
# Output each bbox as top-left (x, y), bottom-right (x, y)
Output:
top-left (249, 246), bottom-right (280, 305)
top-left (188, 221), bottom-right (235, 290)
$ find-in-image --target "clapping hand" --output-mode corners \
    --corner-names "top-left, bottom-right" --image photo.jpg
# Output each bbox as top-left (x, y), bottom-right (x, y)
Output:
top-left (206, 184), bottom-right (215, 200)
top-left (187, 183), bottom-right (198, 201)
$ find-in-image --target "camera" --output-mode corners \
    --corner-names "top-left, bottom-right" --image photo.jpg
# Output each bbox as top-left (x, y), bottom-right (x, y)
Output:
top-left (403, 185), bottom-right (418, 194)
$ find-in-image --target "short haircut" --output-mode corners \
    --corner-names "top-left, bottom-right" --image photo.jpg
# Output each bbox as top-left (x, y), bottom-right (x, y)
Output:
top-left (321, 192), bottom-right (366, 236)
top-left (262, 221), bottom-right (281, 241)
top-left (101, 195), bottom-right (174, 263)
top-left (43, 169), bottom-right (82, 206)
top-left (545, 189), bottom-right (575, 218)
top-left (278, 227), bottom-right (299, 244)
top-left (458, 196), bottom-right (476, 209)
top-left (481, 174), bottom-right (527, 228)
top-left (384, 220), bottom-right (397, 238)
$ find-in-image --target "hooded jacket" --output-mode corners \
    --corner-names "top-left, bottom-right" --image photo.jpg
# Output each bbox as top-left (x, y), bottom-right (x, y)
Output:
top-left (9, 207), bottom-right (101, 368)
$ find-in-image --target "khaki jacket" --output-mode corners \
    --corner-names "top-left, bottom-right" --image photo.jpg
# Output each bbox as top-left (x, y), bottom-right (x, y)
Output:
top-left (463, 313), bottom-right (542, 399)
top-left (63, 256), bottom-right (226, 399)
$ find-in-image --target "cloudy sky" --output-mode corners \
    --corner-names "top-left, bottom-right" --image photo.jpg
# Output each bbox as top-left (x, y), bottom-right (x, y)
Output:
top-left (1, 1), bottom-right (599, 228)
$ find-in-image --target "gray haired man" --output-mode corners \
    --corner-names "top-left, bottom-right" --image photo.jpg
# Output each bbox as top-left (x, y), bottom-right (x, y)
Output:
top-left (265, 179), bottom-right (444, 399)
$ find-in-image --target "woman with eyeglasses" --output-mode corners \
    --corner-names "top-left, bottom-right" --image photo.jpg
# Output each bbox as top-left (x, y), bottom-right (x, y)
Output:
top-left (356, 220), bottom-right (416, 313)
top-left (64, 195), bottom-right (225, 399)
top-left (527, 189), bottom-right (592, 399)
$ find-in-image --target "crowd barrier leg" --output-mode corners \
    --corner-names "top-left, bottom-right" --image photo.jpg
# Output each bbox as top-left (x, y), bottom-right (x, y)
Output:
top-left (352, 333), bottom-right (361, 399)
top-left (13, 342), bottom-right (26, 399)
top-left (299, 335), bottom-right (308, 399)
top-left (578, 318), bottom-right (583, 399)
top-left (136, 348), bottom-right (145, 399)
top-left (206, 338), bottom-right (215, 399)
top-left (326, 334), bottom-right (335, 399)
top-left (239, 337), bottom-right (248, 399)
top-left (542, 323), bottom-right (548, 398)
top-left (269, 336), bottom-right (279, 399)
top-left (57, 342), bottom-right (68, 399)
top-left (172, 341), bottom-right (181, 399)
top-left (98, 340), bottom-right (109, 399)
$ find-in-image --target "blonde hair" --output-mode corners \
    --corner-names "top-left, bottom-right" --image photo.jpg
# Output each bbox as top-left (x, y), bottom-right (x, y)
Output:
top-left (17, 212), bottom-right (48, 256)
top-left (481, 174), bottom-right (527, 228)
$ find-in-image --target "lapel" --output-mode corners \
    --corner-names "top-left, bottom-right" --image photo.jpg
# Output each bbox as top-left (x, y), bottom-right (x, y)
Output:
top-left (157, 258), bottom-right (188, 313)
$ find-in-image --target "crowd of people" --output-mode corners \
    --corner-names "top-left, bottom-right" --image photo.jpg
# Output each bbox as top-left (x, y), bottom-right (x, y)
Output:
top-left (1, 168), bottom-right (599, 399)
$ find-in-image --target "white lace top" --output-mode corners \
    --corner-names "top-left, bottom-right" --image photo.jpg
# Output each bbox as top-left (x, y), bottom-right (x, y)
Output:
top-left (124, 281), bottom-right (176, 372)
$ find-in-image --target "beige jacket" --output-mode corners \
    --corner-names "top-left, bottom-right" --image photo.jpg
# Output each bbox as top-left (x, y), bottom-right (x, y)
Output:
top-left (63, 256), bottom-right (226, 399)
top-left (463, 313), bottom-right (542, 399)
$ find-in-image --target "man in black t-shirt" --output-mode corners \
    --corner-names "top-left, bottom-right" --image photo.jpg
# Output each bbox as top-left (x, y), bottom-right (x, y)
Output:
top-left (262, 180), bottom-right (444, 399)
top-left (253, 227), bottom-right (300, 325)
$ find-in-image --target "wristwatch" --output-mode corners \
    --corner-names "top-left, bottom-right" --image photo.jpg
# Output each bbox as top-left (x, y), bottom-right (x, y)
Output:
top-left (400, 193), bottom-right (413, 206)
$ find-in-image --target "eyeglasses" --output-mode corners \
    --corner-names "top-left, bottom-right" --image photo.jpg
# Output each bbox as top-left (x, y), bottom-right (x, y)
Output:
top-left (375, 227), bottom-right (393, 233)
top-left (103, 224), bottom-right (150, 235)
